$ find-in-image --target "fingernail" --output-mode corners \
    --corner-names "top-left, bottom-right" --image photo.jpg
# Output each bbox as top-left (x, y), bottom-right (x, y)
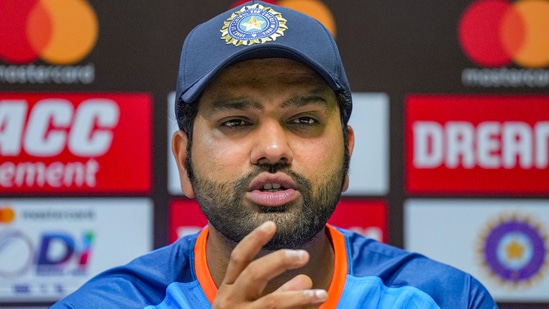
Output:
top-left (285, 249), bottom-right (306, 260)
top-left (259, 221), bottom-right (274, 232)
top-left (315, 290), bottom-right (328, 300)
top-left (305, 289), bottom-right (327, 301)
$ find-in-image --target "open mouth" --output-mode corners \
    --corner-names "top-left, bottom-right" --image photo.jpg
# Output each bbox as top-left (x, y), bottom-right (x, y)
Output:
top-left (246, 173), bottom-right (299, 207)
top-left (260, 183), bottom-right (287, 192)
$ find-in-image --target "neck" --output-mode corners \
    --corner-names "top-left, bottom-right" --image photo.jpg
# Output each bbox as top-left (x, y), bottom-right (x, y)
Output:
top-left (206, 225), bottom-right (335, 295)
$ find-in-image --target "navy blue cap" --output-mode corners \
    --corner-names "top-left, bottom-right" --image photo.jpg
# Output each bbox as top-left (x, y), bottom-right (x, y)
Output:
top-left (175, 1), bottom-right (352, 123)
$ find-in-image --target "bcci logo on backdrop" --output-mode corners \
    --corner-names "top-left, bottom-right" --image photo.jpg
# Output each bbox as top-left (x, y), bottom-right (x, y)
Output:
top-left (458, 0), bottom-right (549, 87)
top-left (0, 0), bottom-right (98, 84)
top-left (477, 213), bottom-right (549, 288)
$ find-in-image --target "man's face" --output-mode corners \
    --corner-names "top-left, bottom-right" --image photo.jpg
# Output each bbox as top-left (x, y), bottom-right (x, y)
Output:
top-left (180, 58), bottom-right (353, 249)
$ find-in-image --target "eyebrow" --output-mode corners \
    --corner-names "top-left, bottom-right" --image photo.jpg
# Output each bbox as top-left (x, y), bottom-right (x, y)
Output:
top-left (206, 87), bottom-right (335, 116)
top-left (282, 89), bottom-right (333, 109)
top-left (206, 99), bottom-right (263, 116)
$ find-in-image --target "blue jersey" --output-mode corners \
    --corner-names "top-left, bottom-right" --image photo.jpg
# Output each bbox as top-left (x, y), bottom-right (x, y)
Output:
top-left (51, 225), bottom-right (498, 308)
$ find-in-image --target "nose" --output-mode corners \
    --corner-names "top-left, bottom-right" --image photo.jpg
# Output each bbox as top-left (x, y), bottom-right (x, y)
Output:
top-left (250, 120), bottom-right (293, 167)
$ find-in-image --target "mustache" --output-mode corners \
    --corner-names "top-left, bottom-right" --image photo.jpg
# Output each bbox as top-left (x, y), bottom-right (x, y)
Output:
top-left (258, 161), bottom-right (288, 174)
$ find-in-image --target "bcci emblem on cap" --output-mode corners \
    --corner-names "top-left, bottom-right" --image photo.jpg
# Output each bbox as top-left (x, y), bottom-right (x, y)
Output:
top-left (221, 3), bottom-right (288, 46)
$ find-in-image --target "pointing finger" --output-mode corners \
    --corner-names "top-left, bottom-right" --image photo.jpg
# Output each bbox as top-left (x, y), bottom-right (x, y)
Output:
top-left (222, 220), bottom-right (276, 285)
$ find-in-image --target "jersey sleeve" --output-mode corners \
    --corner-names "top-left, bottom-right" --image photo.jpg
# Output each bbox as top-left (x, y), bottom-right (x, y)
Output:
top-left (467, 275), bottom-right (499, 309)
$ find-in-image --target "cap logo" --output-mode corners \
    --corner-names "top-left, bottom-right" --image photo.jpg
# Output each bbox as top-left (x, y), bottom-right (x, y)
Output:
top-left (221, 3), bottom-right (287, 46)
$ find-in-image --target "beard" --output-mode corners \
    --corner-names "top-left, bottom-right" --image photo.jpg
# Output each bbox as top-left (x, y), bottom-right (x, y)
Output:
top-left (189, 162), bottom-right (345, 250)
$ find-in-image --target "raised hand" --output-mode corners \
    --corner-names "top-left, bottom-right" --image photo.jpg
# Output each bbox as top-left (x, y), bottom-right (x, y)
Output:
top-left (212, 221), bottom-right (328, 309)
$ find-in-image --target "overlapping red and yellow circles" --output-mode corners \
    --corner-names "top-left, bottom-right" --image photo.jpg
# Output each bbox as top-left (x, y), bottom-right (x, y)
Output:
top-left (459, 0), bottom-right (549, 68)
top-left (0, 0), bottom-right (98, 65)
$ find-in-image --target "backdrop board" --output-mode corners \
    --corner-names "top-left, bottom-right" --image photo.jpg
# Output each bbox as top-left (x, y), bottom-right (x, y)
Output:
top-left (1, 0), bottom-right (548, 307)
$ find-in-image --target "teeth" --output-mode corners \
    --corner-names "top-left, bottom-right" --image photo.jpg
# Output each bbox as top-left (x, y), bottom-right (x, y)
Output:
top-left (263, 183), bottom-right (281, 190)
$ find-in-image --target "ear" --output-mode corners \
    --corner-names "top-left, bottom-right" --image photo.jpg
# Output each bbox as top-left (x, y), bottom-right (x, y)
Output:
top-left (171, 130), bottom-right (195, 198)
top-left (341, 125), bottom-right (355, 192)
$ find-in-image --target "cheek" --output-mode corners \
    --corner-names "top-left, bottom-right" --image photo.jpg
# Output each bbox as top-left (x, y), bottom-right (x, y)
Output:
top-left (191, 133), bottom-right (250, 179)
top-left (293, 134), bottom-right (345, 178)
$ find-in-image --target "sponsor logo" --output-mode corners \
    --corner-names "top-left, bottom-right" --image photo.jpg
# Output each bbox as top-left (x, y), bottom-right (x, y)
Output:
top-left (0, 229), bottom-right (93, 278)
top-left (458, 0), bottom-right (549, 87)
top-left (231, 0), bottom-right (336, 37)
top-left (36, 231), bottom-right (93, 276)
top-left (0, 198), bottom-right (153, 300)
top-left (0, 229), bottom-right (33, 278)
top-left (0, 206), bottom-right (15, 224)
top-left (478, 213), bottom-right (549, 287)
top-left (405, 199), bottom-right (549, 300)
top-left (413, 121), bottom-right (549, 170)
top-left (0, 93), bottom-right (152, 194)
top-left (0, 0), bottom-right (98, 84)
top-left (405, 95), bottom-right (549, 194)
top-left (18, 208), bottom-right (95, 221)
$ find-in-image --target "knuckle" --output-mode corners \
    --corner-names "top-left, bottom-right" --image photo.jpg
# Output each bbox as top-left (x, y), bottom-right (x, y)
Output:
top-left (243, 264), bottom-right (262, 281)
top-left (260, 294), bottom-right (280, 309)
top-left (229, 249), bottom-right (247, 265)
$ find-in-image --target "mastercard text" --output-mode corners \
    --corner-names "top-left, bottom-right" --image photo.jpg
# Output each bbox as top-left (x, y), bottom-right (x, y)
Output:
top-left (0, 64), bottom-right (95, 84)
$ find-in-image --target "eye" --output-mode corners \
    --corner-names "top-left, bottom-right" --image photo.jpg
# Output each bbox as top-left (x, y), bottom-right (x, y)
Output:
top-left (288, 116), bottom-right (318, 125)
top-left (221, 118), bottom-right (252, 128)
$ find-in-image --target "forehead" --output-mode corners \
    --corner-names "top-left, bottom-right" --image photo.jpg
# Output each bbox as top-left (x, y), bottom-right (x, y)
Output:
top-left (204, 58), bottom-right (330, 91)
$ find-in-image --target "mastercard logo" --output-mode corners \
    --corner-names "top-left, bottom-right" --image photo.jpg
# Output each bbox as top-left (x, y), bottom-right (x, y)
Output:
top-left (0, 0), bottom-right (98, 65)
top-left (231, 0), bottom-right (336, 37)
top-left (458, 0), bottom-right (549, 68)
top-left (0, 207), bottom-right (15, 224)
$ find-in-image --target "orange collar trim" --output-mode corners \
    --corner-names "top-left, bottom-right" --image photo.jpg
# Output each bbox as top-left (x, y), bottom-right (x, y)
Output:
top-left (193, 226), bottom-right (217, 303)
top-left (193, 225), bottom-right (348, 307)
top-left (321, 224), bottom-right (348, 309)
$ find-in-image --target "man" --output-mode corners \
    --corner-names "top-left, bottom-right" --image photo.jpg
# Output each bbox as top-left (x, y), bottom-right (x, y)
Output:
top-left (52, 1), bottom-right (498, 308)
